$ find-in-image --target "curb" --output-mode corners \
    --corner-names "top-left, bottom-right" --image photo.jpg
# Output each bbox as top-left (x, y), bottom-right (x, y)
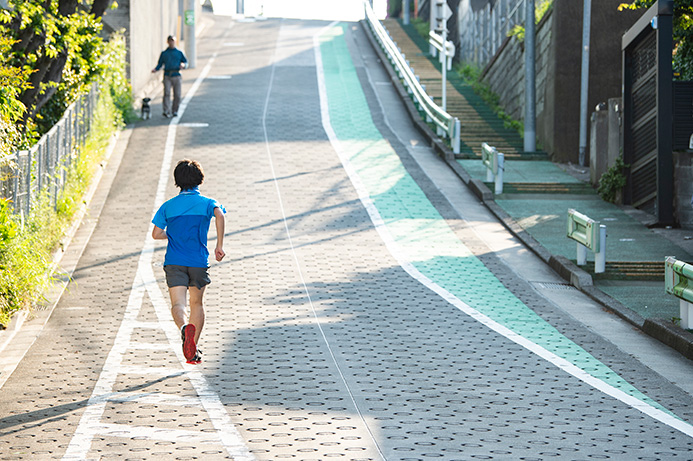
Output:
top-left (360, 20), bottom-right (693, 360)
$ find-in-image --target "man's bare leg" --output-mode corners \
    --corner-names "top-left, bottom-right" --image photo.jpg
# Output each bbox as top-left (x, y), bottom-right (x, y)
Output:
top-left (188, 286), bottom-right (206, 344)
top-left (169, 285), bottom-right (188, 328)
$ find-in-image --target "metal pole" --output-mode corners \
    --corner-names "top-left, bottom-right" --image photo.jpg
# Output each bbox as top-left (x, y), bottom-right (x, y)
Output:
top-left (442, 27), bottom-right (447, 112)
top-left (184, 0), bottom-right (196, 69)
top-left (524, 0), bottom-right (536, 152)
top-left (403, 0), bottom-right (410, 24)
top-left (578, 0), bottom-right (592, 166)
top-left (595, 224), bottom-right (606, 273)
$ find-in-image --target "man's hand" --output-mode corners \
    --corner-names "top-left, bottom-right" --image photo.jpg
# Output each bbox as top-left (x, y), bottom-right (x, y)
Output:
top-left (215, 246), bottom-right (225, 262)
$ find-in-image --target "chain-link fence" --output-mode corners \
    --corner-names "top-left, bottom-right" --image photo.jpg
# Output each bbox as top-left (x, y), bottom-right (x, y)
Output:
top-left (0, 83), bottom-right (99, 219)
top-left (458, 0), bottom-right (527, 68)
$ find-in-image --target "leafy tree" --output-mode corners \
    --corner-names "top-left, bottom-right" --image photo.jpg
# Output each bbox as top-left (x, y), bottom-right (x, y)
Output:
top-left (0, 36), bottom-right (32, 158)
top-left (0, 0), bottom-right (113, 140)
top-left (619, 0), bottom-right (693, 80)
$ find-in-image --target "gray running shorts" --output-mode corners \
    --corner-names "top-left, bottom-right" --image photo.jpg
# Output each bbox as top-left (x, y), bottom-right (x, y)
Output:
top-left (164, 265), bottom-right (211, 289)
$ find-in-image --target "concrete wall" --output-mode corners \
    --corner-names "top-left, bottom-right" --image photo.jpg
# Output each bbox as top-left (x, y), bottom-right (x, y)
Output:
top-left (675, 152), bottom-right (693, 228)
top-left (102, 0), bottom-right (180, 100)
top-left (478, 0), bottom-right (640, 163)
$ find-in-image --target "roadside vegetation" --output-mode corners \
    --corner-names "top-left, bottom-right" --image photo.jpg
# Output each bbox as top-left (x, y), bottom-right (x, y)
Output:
top-left (0, 0), bottom-right (134, 328)
top-left (619, 0), bottom-right (693, 80)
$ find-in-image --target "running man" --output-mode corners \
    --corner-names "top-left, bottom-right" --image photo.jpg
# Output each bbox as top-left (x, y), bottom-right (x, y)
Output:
top-left (152, 159), bottom-right (226, 363)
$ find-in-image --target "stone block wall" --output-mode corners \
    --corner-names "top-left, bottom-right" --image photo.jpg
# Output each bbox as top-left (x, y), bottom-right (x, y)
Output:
top-left (481, 9), bottom-right (552, 134)
top-left (475, 1), bottom-right (640, 163)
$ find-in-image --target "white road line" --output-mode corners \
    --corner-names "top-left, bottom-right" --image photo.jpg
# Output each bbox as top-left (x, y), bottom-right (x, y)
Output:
top-left (64, 22), bottom-right (255, 460)
top-left (313, 23), bottom-right (693, 439)
top-left (261, 21), bottom-right (387, 459)
top-left (97, 423), bottom-right (222, 443)
top-left (108, 392), bottom-right (203, 406)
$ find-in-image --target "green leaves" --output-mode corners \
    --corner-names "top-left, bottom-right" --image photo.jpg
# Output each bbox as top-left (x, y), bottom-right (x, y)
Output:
top-left (0, 0), bottom-right (106, 142)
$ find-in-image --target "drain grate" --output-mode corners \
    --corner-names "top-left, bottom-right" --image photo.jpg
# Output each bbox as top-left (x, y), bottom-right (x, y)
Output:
top-left (533, 281), bottom-right (578, 291)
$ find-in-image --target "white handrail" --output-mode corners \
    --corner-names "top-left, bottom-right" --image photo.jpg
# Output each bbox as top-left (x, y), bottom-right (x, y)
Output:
top-left (363, 0), bottom-right (460, 154)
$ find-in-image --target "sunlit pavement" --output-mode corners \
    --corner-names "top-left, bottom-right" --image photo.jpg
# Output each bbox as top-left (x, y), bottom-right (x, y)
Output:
top-left (1, 9), bottom-right (693, 460)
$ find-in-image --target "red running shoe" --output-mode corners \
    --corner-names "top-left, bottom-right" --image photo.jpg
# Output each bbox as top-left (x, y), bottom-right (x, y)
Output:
top-left (181, 324), bottom-right (197, 362)
top-left (186, 348), bottom-right (202, 364)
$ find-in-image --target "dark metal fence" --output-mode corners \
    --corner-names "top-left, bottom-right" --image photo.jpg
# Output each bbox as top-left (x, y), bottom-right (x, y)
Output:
top-left (0, 83), bottom-right (99, 218)
top-left (622, 0), bottom-right (673, 224)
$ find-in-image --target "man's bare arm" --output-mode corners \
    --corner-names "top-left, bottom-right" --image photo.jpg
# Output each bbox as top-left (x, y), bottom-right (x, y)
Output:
top-left (214, 207), bottom-right (225, 261)
top-left (152, 225), bottom-right (167, 240)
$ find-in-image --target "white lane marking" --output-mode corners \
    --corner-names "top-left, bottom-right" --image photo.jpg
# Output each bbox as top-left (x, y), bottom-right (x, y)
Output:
top-left (108, 392), bottom-right (203, 406)
top-left (97, 423), bottom-right (221, 443)
top-left (313, 24), bottom-right (693, 438)
top-left (179, 122), bottom-right (210, 127)
top-left (64, 23), bottom-right (255, 460)
top-left (263, 22), bottom-right (390, 459)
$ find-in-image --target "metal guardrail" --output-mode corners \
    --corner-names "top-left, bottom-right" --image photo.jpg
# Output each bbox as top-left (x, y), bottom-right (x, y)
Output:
top-left (428, 30), bottom-right (455, 71)
top-left (0, 83), bottom-right (98, 218)
top-left (665, 256), bottom-right (693, 329)
top-left (363, 0), bottom-right (461, 154)
top-left (567, 208), bottom-right (606, 273)
top-left (481, 142), bottom-right (504, 194)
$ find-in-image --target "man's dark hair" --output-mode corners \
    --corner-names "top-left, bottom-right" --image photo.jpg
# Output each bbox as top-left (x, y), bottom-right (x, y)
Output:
top-left (174, 159), bottom-right (204, 190)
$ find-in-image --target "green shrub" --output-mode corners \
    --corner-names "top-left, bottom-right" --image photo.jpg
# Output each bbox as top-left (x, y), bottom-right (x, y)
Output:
top-left (0, 198), bottom-right (53, 327)
top-left (598, 156), bottom-right (629, 203)
top-left (0, 31), bottom-right (131, 327)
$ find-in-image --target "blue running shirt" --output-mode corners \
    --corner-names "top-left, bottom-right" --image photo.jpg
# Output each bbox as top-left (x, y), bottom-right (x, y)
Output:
top-left (152, 187), bottom-right (225, 268)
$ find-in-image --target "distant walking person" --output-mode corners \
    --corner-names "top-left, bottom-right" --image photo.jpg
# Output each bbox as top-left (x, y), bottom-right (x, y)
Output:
top-left (152, 159), bottom-right (226, 364)
top-left (152, 35), bottom-right (188, 118)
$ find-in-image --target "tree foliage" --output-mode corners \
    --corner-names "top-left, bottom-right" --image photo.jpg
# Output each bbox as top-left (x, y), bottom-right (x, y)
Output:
top-left (0, 36), bottom-right (32, 158)
top-left (619, 0), bottom-right (693, 80)
top-left (0, 0), bottom-right (113, 145)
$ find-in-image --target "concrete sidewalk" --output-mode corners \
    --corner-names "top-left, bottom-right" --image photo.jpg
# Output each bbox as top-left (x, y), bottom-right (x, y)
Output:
top-left (374, 19), bottom-right (693, 359)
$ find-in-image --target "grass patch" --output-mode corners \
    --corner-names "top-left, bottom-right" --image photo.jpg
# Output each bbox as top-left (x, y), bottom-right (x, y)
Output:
top-left (457, 63), bottom-right (524, 135)
top-left (0, 32), bottom-right (132, 327)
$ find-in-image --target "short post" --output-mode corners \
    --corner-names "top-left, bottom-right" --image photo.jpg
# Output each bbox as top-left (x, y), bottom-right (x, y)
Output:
top-left (595, 224), bottom-right (607, 273)
top-left (482, 143), bottom-right (504, 194)
top-left (665, 256), bottom-right (693, 329)
top-left (577, 243), bottom-right (587, 265)
top-left (494, 152), bottom-right (504, 195)
top-left (567, 209), bottom-right (606, 273)
top-left (452, 118), bottom-right (461, 154)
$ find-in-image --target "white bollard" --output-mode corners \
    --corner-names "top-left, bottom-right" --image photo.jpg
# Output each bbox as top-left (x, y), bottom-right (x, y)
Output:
top-left (594, 224), bottom-right (606, 273)
top-left (495, 152), bottom-right (504, 195)
top-left (577, 243), bottom-right (587, 266)
top-left (681, 300), bottom-right (693, 329)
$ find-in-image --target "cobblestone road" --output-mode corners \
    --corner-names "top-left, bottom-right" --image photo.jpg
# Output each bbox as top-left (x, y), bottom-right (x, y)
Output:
top-left (2, 14), bottom-right (693, 460)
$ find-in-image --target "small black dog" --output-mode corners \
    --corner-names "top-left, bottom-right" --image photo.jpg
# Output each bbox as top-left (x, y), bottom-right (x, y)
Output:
top-left (141, 97), bottom-right (151, 120)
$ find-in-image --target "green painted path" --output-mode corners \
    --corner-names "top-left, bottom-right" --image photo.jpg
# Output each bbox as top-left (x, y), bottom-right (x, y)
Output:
top-left (317, 23), bottom-right (684, 425)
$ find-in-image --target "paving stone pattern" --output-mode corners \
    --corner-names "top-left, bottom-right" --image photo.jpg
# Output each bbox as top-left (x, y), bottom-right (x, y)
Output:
top-left (1, 15), bottom-right (693, 461)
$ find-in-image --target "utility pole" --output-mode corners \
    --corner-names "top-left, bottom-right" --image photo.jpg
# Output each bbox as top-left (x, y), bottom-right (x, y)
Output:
top-left (524, 0), bottom-right (536, 153)
top-left (578, 0), bottom-right (592, 166)
top-left (184, 0), bottom-right (196, 69)
top-left (404, 0), bottom-right (410, 25)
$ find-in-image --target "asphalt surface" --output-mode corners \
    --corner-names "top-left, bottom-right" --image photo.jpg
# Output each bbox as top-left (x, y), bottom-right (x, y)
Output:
top-left (1, 11), bottom-right (693, 460)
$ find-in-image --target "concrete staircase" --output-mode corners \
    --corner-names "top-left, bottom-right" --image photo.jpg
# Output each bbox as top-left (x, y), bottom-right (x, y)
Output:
top-left (382, 19), bottom-right (534, 159)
